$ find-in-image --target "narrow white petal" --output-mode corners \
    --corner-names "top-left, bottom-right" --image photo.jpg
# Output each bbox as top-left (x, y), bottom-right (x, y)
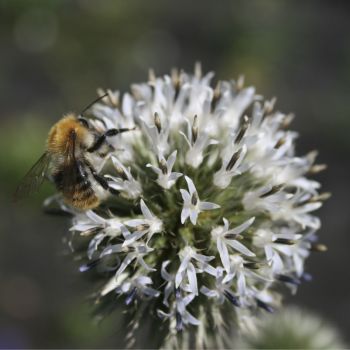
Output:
top-left (180, 189), bottom-right (191, 203)
top-left (120, 225), bottom-right (131, 238)
top-left (168, 172), bottom-right (182, 181)
top-left (182, 293), bottom-right (195, 306)
top-left (122, 92), bottom-right (133, 116)
top-left (181, 208), bottom-right (190, 224)
top-left (293, 254), bottom-right (304, 277)
top-left (161, 261), bottom-right (172, 281)
top-left (200, 286), bottom-right (217, 298)
top-left (167, 150), bottom-right (177, 170)
top-left (190, 210), bottom-right (198, 225)
top-left (223, 218), bottom-right (229, 231)
top-left (124, 219), bottom-right (146, 228)
top-left (298, 215), bottom-right (320, 229)
top-left (230, 217), bottom-right (255, 235)
top-left (70, 223), bottom-right (97, 232)
top-left (274, 244), bottom-right (293, 256)
top-left (86, 210), bottom-right (105, 224)
top-left (122, 231), bottom-right (145, 247)
top-left (115, 253), bottom-right (135, 276)
top-left (235, 144), bottom-right (247, 168)
top-left (217, 239), bottom-right (230, 272)
top-left (143, 286), bottom-right (160, 297)
top-left (140, 199), bottom-right (153, 219)
top-left (135, 276), bottom-right (152, 286)
top-left (185, 176), bottom-right (197, 195)
top-left (271, 252), bottom-right (284, 273)
top-left (199, 201), bottom-right (220, 210)
top-left (111, 156), bottom-right (127, 174)
top-left (100, 273), bottom-right (128, 296)
top-left (298, 202), bottom-right (322, 213)
top-left (163, 283), bottom-right (173, 306)
top-left (276, 233), bottom-right (300, 240)
top-left (187, 262), bottom-right (198, 295)
top-left (237, 272), bottom-right (246, 295)
top-left (184, 311), bottom-right (200, 326)
top-left (222, 272), bottom-right (235, 284)
top-left (226, 240), bottom-right (255, 257)
top-left (175, 255), bottom-right (190, 288)
top-left (100, 243), bottom-right (124, 257)
top-left (146, 163), bottom-right (162, 175)
top-left (138, 257), bottom-right (156, 271)
top-left (175, 271), bottom-right (185, 289)
top-left (87, 233), bottom-right (105, 259)
top-left (193, 253), bottom-right (215, 262)
top-left (265, 245), bottom-right (274, 261)
top-left (202, 263), bottom-right (217, 276)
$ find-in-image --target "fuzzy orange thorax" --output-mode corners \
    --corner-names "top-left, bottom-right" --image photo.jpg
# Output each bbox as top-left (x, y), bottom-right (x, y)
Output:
top-left (47, 114), bottom-right (89, 154)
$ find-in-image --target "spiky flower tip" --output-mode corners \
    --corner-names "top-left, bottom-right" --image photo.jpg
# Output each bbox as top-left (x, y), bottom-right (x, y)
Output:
top-left (57, 64), bottom-right (328, 348)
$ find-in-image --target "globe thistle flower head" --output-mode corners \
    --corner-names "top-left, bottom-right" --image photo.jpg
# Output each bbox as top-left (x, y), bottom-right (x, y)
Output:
top-left (58, 64), bottom-right (328, 348)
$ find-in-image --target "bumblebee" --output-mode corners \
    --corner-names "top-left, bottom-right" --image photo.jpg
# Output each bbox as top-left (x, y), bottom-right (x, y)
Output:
top-left (15, 94), bottom-right (134, 210)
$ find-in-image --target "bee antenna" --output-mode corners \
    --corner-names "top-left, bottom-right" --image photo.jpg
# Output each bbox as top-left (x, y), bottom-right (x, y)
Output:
top-left (79, 92), bottom-right (109, 117)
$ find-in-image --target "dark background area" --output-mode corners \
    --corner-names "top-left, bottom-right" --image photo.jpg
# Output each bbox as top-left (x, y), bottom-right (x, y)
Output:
top-left (0, 0), bottom-right (349, 348)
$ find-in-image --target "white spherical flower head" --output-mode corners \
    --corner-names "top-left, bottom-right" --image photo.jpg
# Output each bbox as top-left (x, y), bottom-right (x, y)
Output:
top-left (51, 64), bottom-right (328, 349)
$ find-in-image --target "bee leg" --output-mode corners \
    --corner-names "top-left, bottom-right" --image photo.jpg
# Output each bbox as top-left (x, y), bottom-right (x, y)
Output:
top-left (93, 173), bottom-right (120, 196)
top-left (104, 127), bottom-right (136, 137)
top-left (85, 160), bottom-right (120, 196)
top-left (87, 127), bottom-right (135, 153)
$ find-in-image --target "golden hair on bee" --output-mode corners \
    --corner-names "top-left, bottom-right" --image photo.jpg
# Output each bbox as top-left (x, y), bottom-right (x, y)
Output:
top-left (14, 93), bottom-right (135, 210)
top-left (47, 114), bottom-right (94, 155)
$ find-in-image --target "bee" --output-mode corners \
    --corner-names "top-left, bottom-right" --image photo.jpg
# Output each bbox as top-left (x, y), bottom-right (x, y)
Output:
top-left (14, 93), bottom-right (135, 210)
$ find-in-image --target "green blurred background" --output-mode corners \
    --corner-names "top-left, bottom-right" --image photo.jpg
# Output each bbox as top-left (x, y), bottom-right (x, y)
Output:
top-left (0, 0), bottom-right (349, 348)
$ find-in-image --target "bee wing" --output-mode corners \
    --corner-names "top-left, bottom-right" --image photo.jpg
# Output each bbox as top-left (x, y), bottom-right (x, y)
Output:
top-left (61, 130), bottom-right (86, 193)
top-left (14, 152), bottom-right (51, 201)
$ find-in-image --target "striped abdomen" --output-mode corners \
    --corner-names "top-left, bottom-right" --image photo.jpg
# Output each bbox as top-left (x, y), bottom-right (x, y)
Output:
top-left (52, 162), bottom-right (100, 210)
